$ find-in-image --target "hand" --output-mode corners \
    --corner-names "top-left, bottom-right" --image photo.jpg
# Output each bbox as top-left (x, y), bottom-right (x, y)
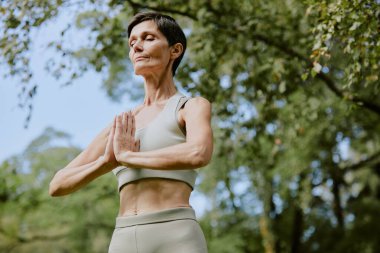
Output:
top-left (113, 111), bottom-right (140, 163)
top-left (100, 116), bottom-right (119, 169)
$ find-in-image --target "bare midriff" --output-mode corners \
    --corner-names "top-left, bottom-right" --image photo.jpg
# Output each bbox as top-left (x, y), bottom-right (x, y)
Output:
top-left (118, 178), bottom-right (192, 216)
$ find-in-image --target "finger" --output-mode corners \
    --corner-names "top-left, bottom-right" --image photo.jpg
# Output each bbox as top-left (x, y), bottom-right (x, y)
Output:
top-left (124, 112), bottom-right (133, 149)
top-left (116, 114), bottom-right (122, 129)
top-left (131, 111), bottom-right (135, 138)
top-left (121, 112), bottom-right (127, 133)
top-left (112, 116), bottom-right (116, 131)
top-left (115, 115), bottom-right (122, 140)
top-left (125, 112), bottom-right (130, 138)
top-left (133, 140), bottom-right (137, 152)
top-left (110, 116), bottom-right (116, 139)
top-left (114, 116), bottom-right (122, 152)
top-left (126, 111), bottom-right (132, 136)
top-left (105, 117), bottom-right (116, 154)
top-left (135, 139), bottom-right (140, 152)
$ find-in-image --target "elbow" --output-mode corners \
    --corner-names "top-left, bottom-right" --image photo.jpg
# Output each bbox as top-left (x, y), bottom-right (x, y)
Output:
top-left (49, 181), bottom-right (64, 197)
top-left (49, 171), bottom-right (68, 197)
top-left (49, 183), bottom-right (59, 197)
top-left (49, 183), bottom-right (70, 197)
top-left (189, 144), bottom-right (212, 168)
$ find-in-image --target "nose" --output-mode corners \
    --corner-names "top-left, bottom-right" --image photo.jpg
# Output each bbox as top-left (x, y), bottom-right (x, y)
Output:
top-left (131, 39), bottom-right (143, 52)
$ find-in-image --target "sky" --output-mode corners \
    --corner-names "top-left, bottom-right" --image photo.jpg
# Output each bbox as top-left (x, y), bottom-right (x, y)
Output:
top-left (0, 36), bottom-right (134, 162)
top-left (0, 9), bottom-right (208, 216)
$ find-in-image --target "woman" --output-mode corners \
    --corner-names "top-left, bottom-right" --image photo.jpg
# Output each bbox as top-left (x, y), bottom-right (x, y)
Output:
top-left (49, 12), bottom-right (213, 253)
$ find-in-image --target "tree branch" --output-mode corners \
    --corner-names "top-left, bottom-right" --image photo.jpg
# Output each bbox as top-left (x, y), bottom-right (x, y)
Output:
top-left (222, 25), bottom-right (380, 117)
top-left (317, 72), bottom-right (380, 115)
top-left (255, 32), bottom-right (380, 116)
top-left (124, 0), bottom-right (197, 20)
top-left (331, 171), bottom-right (344, 229)
top-left (342, 150), bottom-right (380, 172)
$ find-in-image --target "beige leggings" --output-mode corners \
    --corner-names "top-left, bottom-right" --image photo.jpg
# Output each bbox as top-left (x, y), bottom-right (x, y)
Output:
top-left (108, 207), bottom-right (208, 253)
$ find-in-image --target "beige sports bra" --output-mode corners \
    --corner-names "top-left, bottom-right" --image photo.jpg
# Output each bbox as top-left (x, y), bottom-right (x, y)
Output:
top-left (112, 92), bottom-right (197, 191)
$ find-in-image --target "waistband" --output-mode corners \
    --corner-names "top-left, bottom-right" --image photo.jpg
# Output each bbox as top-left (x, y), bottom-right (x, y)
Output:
top-left (115, 207), bottom-right (196, 228)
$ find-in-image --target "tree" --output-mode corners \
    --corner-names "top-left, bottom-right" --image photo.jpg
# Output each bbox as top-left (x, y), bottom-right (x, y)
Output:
top-left (1, 1), bottom-right (380, 252)
top-left (0, 128), bottom-right (118, 252)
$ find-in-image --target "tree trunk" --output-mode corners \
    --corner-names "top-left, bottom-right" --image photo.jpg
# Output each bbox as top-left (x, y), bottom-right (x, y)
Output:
top-left (259, 178), bottom-right (276, 253)
top-left (259, 214), bottom-right (276, 253)
top-left (290, 207), bottom-right (303, 253)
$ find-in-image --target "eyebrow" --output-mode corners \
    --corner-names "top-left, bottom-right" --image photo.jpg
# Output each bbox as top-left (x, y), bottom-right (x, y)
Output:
top-left (129, 30), bottom-right (158, 41)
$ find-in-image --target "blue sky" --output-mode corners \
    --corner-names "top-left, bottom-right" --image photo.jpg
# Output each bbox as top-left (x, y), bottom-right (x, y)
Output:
top-left (0, 67), bottom-right (133, 161)
top-left (0, 8), bottom-right (130, 162)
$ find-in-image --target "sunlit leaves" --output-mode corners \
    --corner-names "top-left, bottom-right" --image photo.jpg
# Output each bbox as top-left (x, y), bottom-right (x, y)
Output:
top-left (308, 0), bottom-right (380, 89)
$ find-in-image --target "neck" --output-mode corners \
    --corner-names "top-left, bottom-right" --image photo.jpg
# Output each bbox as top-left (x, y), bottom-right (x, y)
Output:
top-left (142, 68), bottom-right (177, 106)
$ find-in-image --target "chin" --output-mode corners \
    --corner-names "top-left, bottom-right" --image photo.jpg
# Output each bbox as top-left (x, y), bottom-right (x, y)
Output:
top-left (134, 65), bottom-right (161, 76)
top-left (132, 65), bottom-right (143, 75)
top-left (134, 68), bottom-right (149, 76)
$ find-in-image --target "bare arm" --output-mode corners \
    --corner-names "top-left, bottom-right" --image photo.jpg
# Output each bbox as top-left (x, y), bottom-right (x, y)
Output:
top-left (115, 97), bottom-right (213, 170)
top-left (49, 119), bottom-right (119, 196)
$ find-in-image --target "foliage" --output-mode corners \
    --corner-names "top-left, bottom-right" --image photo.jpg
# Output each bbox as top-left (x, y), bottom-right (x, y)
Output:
top-left (0, 128), bottom-right (118, 252)
top-left (1, 0), bottom-right (380, 252)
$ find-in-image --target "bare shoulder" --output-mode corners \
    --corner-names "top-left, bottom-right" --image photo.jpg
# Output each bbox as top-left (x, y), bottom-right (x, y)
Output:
top-left (184, 97), bottom-right (211, 115)
top-left (178, 97), bottom-right (211, 127)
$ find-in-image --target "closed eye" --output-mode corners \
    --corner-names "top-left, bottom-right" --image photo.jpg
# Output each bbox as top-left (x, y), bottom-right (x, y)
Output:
top-left (145, 35), bottom-right (154, 41)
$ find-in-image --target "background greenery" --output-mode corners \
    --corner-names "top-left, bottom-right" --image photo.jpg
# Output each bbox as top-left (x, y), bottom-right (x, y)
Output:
top-left (1, 0), bottom-right (380, 252)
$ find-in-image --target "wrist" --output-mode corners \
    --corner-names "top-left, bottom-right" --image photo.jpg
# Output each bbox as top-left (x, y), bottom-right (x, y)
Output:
top-left (97, 156), bottom-right (119, 171)
top-left (117, 151), bottom-right (133, 167)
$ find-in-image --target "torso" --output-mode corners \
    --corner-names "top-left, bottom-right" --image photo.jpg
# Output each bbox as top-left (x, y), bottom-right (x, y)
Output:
top-left (117, 101), bottom-right (191, 217)
top-left (118, 179), bottom-right (192, 216)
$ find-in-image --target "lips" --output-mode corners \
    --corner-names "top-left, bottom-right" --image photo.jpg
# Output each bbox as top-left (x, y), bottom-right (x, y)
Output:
top-left (134, 56), bottom-right (148, 62)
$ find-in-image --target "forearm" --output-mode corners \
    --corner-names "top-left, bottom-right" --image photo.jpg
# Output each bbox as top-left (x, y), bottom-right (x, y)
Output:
top-left (49, 157), bottom-right (114, 197)
top-left (119, 142), bottom-right (211, 170)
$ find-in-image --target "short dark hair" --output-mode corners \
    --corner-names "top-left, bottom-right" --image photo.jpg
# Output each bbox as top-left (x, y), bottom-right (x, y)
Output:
top-left (127, 12), bottom-right (187, 76)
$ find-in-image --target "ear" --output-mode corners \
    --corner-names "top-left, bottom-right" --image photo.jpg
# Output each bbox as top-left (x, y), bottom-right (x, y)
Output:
top-left (170, 43), bottom-right (183, 60)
